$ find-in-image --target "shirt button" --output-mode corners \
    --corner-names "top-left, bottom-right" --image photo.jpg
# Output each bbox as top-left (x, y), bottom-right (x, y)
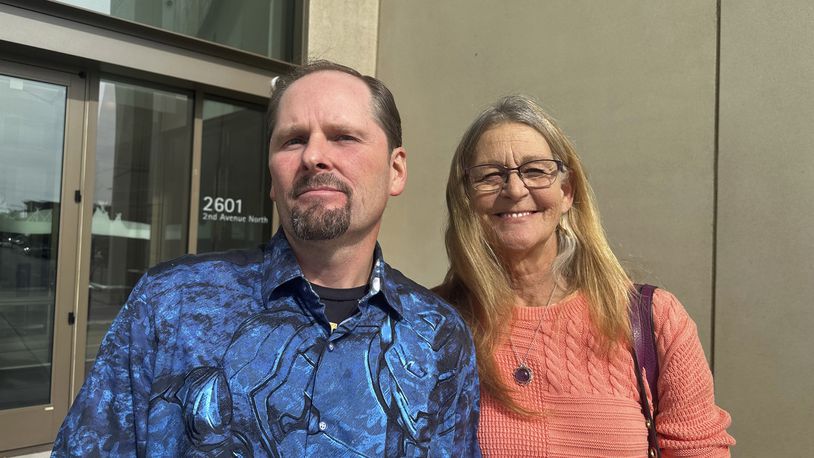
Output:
top-left (327, 343), bottom-right (335, 351)
top-left (318, 421), bottom-right (327, 431)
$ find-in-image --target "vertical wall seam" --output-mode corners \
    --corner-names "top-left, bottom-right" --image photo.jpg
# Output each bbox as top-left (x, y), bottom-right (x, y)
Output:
top-left (711, 0), bottom-right (722, 375)
top-left (373, 0), bottom-right (383, 76)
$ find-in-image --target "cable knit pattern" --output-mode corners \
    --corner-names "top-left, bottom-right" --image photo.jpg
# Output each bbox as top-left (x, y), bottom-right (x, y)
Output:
top-left (478, 290), bottom-right (734, 457)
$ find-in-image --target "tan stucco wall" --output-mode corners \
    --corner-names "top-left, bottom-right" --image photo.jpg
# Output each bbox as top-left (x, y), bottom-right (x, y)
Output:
top-left (306, 0), bottom-right (379, 75)
top-left (715, 1), bottom-right (814, 454)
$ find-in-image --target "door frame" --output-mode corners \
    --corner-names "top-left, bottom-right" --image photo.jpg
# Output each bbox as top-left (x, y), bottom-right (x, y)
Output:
top-left (0, 59), bottom-right (88, 451)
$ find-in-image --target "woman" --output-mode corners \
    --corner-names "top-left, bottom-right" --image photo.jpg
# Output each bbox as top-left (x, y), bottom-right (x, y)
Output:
top-left (435, 95), bottom-right (734, 457)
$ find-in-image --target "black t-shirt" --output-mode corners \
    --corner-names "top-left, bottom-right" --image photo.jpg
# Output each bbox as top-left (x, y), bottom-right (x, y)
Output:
top-left (311, 283), bottom-right (367, 332)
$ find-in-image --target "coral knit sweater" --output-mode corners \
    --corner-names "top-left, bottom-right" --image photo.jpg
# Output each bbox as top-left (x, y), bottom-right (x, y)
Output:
top-left (478, 289), bottom-right (735, 457)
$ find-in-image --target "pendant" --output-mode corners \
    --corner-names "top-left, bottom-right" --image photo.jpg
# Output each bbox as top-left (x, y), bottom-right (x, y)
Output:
top-left (513, 364), bottom-right (533, 386)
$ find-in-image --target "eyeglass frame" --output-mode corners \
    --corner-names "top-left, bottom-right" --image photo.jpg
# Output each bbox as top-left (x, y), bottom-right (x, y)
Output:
top-left (464, 158), bottom-right (567, 193)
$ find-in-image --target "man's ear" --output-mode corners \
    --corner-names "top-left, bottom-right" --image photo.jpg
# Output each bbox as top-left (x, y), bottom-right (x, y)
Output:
top-left (389, 147), bottom-right (407, 196)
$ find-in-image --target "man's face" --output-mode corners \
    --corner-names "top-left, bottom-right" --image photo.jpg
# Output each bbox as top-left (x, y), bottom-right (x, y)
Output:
top-left (268, 70), bottom-right (406, 244)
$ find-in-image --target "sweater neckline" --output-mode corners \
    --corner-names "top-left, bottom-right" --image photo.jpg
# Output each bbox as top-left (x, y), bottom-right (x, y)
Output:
top-left (511, 290), bottom-right (587, 321)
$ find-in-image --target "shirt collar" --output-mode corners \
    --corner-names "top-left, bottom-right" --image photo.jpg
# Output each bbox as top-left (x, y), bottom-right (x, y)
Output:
top-left (262, 229), bottom-right (404, 319)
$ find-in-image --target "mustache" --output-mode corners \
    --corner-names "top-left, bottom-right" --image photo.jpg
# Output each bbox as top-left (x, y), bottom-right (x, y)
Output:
top-left (290, 173), bottom-right (352, 198)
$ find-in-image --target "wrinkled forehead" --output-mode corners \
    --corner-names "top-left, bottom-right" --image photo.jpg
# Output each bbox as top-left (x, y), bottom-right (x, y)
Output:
top-left (276, 70), bottom-right (375, 124)
top-left (469, 122), bottom-right (554, 165)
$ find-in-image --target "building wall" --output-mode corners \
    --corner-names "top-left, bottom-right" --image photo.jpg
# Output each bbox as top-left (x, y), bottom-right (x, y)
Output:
top-left (306, 0), bottom-right (379, 75)
top-left (715, 1), bottom-right (814, 455)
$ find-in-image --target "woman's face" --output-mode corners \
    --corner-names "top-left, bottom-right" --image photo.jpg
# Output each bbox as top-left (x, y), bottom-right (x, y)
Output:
top-left (469, 122), bottom-right (573, 261)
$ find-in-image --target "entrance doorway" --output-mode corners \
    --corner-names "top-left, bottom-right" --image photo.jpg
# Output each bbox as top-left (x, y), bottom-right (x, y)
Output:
top-left (0, 61), bottom-right (86, 451)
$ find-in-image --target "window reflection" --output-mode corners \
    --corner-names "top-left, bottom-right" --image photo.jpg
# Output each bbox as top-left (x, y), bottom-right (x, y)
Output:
top-left (52, 0), bottom-right (297, 61)
top-left (0, 75), bottom-right (66, 409)
top-left (198, 98), bottom-right (274, 253)
top-left (86, 79), bottom-right (192, 371)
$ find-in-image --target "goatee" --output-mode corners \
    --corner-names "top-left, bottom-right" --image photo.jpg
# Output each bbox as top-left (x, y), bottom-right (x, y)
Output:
top-left (288, 173), bottom-right (352, 240)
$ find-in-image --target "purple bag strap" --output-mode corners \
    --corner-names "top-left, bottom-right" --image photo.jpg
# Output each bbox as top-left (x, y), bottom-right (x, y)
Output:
top-left (630, 283), bottom-right (661, 457)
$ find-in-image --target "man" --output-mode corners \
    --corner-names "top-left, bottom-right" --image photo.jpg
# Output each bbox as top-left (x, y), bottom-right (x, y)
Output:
top-left (52, 60), bottom-right (481, 457)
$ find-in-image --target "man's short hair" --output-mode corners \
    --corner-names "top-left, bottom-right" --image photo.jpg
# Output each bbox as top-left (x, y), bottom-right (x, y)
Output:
top-left (266, 60), bottom-right (403, 152)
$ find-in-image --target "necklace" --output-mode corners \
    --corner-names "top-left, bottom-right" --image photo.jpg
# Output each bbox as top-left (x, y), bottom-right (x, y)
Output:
top-left (508, 281), bottom-right (557, 386)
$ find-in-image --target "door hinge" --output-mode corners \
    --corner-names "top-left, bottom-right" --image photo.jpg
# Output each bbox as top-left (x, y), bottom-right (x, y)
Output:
top-left (68, 312), bottom-right (76, 325)
top-left (74, 190), bottom-right (81, 203)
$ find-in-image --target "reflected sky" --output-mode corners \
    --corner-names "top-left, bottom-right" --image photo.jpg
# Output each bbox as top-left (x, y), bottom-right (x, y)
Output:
top-left (0, 75), bottom-right (66, 213)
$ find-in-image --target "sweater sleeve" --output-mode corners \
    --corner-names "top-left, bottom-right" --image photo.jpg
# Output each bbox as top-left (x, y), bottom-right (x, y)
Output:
top-left (651, 289), bottom-right (735, 458)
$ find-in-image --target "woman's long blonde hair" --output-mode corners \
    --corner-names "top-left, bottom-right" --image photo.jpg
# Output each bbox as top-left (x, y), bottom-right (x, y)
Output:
top-left (434, 95), bottom-right (633, 414)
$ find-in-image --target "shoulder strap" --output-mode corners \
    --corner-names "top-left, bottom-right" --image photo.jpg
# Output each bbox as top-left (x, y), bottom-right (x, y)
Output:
top-left (631, 284), bottom-right (659, 408)
top-left (630, 283), bottom-right (661, 457)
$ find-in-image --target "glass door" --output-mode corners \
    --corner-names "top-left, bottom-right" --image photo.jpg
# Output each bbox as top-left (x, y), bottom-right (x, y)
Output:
top-left (83, 78), bottom-right (193, 374)
top-left (0, 62), bottom-right (85, 451)
top-left (196, 97), bottom-right (274, 253)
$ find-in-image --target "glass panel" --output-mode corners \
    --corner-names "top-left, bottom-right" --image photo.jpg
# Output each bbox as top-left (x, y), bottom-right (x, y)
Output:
top-left (198, 98), bottom-right (274, 253)
top-left (86, 79), bottom-right (192, 372)
top-left (52, 0), bottom-right (297, 61)
top-left (0, 74), bottom-right (66, 410)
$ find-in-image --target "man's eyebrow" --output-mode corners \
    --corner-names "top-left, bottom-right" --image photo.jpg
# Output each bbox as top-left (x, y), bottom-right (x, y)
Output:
top-left (323, 121), bottom-right (366, 135)
top-left (271, 124), bottom-right (305, 140)
top-left (271, 120), bottom-right (369, 142)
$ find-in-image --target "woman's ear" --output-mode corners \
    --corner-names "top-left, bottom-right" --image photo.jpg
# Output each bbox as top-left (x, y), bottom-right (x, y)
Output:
top-left (560, 174), bottom-right (574, 213)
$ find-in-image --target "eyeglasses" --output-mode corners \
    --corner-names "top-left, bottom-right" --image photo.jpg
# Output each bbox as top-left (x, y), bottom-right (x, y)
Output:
top-left (465, 158), bottom-right (566, 193)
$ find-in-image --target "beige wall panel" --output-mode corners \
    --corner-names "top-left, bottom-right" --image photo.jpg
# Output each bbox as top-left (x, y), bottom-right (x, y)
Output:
top-left (716, 1), bottom-right (814, 455)
top-left (377, 1), bottom-right (717, 353)
top-left (307, 0), bottom-right (379, 75)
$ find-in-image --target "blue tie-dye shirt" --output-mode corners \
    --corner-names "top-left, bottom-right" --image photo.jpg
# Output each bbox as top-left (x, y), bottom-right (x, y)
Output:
top-left (53, 231), bottom-right (481, 457)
